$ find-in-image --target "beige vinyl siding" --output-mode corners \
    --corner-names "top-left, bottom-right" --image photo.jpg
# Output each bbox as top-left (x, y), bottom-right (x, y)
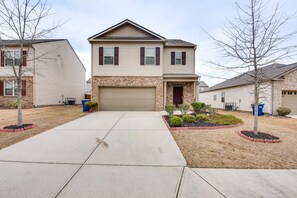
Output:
top-left (163, 47), bottom-right (195, 74)
top-left (199, 83), bottom-right (272, 114)
top-left (0, 47), bottom-right (33, 77)
top-left (99, 87), bottom-right (156, 111)
top-left (92, 43), bottom-right (163, 76)
top-left (102, 24), bottom-right (153, 38)
top-left (33, 40), bottom-right (85, 106)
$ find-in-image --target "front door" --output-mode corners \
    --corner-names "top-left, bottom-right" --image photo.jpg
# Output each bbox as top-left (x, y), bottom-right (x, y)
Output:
top-left (173, 87), bottom-right (183, 106)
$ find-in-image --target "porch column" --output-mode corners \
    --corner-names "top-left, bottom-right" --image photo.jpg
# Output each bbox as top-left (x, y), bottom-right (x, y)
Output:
top-left (163, 81), bottom-right (167, 109)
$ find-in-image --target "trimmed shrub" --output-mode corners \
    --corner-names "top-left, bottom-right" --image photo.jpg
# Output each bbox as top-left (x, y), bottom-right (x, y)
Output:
top-left (85, 101), bottom-right (98, 108)
top-left (191, 102), bottom-right (206, 114)
top-left (182, 115), bottom-right (196, 123)
top-left (196, 114), bottom-right (210, 122)
top-left (178, 103), bottom-right (190, 116)
top-left (169, 116), bottom-right (184, 127)
top-left (276, 107), bottom-right (291, 116)
top-left (165, 104), bottom-right (176, 116)
top-left (208, 114), bottom-right (243, 125)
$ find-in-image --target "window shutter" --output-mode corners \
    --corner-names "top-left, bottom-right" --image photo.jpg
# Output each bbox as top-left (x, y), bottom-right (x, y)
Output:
top-left (22, 80), bottom-right (26, 96)
top-left (114, 47), bottom-right (119, 65)
top-left (182, 52), bottom-right (186, 65)
top-left (22, 50), bottom-right (27, 66)
top-left (140, 47), bottom-right (145, 65)
top-left (99, 47), bottom-right (103, 65)
top-left (1, 51), bottom-right (4, 67)
top-left (156, 47), bottom-right (160, 65)
top-left (171, 52), bottom-right (175, 65)
top-left (0, 81), bottom-right (3, 96)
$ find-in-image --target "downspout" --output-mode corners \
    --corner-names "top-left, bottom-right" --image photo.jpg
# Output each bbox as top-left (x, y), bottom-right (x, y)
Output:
top-left (270, 80), bottom-right (274, 115)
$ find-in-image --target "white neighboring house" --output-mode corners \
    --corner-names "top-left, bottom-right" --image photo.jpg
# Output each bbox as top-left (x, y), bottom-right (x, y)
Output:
top-left (199, 81), bottom-right (209, 92)
top-left (199, 63), bottom-right (297, 115)
top-left (86, 78), bottom-right (92, 93)
top-left (0, 39), bottom-right (86, 108)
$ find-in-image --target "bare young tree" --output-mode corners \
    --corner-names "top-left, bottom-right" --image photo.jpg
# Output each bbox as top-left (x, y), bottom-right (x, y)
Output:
top-left (0, 0), bottom-right (60, 127)
top-left (206, 0), bottom-right (297, 134)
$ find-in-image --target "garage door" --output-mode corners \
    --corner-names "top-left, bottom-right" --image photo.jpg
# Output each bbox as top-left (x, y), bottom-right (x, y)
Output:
top-left (99, 87), bottom-right (156, 111)
top-left (282, 91), bottom-right (297, 114)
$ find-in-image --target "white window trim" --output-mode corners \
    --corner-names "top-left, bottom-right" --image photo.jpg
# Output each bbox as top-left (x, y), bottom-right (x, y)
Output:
top-left (5, 50), bottom-right (21, 67)
top-left (145, 47), bottom-right (156, 65)
top-left (213, 95), bottom-right (217, 101)
top-left (221, 92), bottom-right (225, 103)
top-left (4, 80), bottom-right (18, 96)
top-left (175, 51), bottom-right (182, 65)
top-left (103, 47), bottom-right (114, 65)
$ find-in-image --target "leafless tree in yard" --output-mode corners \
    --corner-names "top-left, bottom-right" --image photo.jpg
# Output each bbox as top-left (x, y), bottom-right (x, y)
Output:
top-left (206, 0), bottom-right (297, 134)
top-left (0, 0), bottom-right (61, 127)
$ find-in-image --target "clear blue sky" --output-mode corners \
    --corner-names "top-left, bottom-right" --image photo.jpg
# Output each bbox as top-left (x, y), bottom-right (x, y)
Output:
top-left (50, 0), bottom-right (297, 86)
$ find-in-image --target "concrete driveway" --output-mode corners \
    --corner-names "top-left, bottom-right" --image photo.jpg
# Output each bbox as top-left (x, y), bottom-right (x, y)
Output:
top-left (0, 111), bottom-right (296, 198)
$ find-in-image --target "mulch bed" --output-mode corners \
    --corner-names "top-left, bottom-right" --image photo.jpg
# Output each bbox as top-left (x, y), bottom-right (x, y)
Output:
top-left (163, 115), bottom-right (240, 130)
top-left (238, 130), bottom-right (281, 143)
top-left (0, 124), bottom-right (36, 132)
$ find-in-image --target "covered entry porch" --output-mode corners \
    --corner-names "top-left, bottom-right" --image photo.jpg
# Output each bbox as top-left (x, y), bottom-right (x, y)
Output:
top-left (163, 74), bottom-right (199, 107)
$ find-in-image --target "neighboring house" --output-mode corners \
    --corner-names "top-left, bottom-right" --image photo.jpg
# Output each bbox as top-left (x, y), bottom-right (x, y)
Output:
top-left (199, 81), bottom-right (209, 92)
top-left (0, 39), bottom-right (86, 108)
top-left (86, 78), bottom-right (92, 93)
top-left (88, 19), bottom-right (199, 111)
top-left (199, 63), bottom-right (297, 115)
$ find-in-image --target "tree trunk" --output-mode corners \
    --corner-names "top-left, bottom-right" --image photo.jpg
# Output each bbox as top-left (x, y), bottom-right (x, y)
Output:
top-left (17, 78), bottom-right (23, 127)
top-left (253, 83), bottom-right (259, 135)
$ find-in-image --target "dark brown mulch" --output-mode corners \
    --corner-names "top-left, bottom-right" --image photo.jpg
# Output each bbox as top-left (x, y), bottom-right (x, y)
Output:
top-left (3, 124), bottom-right (33, 130)
top-left (164, 116), bottom-right (222, 128)
top-left (239, 130), bottom-right (281, 143)
top-left (0, 124), bottom-right (35, 132)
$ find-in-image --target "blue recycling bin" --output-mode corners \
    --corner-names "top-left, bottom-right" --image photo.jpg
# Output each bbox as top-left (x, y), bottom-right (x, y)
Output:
top-left (82, 99), bottom-right (91, 112)
top-left (251, 104), bottom-right (264, 116)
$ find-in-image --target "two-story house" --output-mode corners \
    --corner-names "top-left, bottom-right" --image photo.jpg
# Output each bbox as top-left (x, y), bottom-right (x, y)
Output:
top-left (0, 39), bottom-right (86, 108)
top-left (88, 19), bottom-right (199, 111)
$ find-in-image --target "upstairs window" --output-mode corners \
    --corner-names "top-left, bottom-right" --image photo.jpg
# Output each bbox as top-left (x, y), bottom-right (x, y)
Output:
top-left (4, 51), bottom-right (21, 66)
top-left (175, 52), bottom-right (182, 65)
top-left (145, 48), bottom-right (155, 65)
top-left (104, 47), bottom-right (114, 65)
top-left (171, 51), bottom-right (186, 65)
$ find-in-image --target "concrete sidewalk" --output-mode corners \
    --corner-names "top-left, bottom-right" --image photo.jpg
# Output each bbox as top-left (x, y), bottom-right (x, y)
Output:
top-left (0, 111), bottom-right (296, 197)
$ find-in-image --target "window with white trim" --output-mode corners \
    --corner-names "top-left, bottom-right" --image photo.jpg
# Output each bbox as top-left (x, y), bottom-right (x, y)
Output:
top-left (213, 95), bottom-right (217, 101)
top-left (5, 51), bottom-right (21, 66)
top-left (4, 80), bottom-right (18, 96)
top-left (104, 47), bottom-right (114, 65)
top-left (221, 92), bottom-right (225, 103)
top-left (145, 48), bottom-right (155, 65)
top-left (175, 52), bottom-right (182, 65)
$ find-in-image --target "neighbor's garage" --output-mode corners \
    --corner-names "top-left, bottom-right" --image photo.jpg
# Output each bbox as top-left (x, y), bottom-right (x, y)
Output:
top-left (99, 87), bottom-right (156, 111)
top-left (282, 91), bottom-right (297, 114)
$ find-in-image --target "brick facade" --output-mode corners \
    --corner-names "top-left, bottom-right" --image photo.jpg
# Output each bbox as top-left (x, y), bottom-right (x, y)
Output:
top-left (0, 76), bottom-right (33, 108)
top-left (166, 82), bottom-right (195, 105)
top-left (92, 76), bottom-right (164, 111)
top-left (272, 69), bottom-right (297, 115)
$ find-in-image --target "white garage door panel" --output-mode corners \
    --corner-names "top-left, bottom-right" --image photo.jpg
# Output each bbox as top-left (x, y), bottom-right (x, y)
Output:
top-left (282, 91), bottom-right (297, 114)
top-left (99, 87), bottom-right (156, 111)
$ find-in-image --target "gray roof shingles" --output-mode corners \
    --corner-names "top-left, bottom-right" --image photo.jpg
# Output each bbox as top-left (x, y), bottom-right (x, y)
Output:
top-left (204, 63), bottom-right (297, 92)
top-left (1, 39), bottom-right (66, 46)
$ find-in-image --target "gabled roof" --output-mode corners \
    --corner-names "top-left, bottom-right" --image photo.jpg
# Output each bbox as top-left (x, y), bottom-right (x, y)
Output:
top-left (86, 78), bottom-right (91, 83)
top-left (199, 81), bottom-right (209, 87)
top-left (0, 39), bottom-right (66, 46)
top-left (88, 19), bottom-right (166, 41)
top-left (203, 63), bottom-right (297, 92)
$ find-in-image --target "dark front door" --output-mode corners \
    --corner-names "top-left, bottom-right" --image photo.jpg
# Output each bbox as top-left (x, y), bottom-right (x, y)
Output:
top-left (173, 87), bottom-right (183, 106)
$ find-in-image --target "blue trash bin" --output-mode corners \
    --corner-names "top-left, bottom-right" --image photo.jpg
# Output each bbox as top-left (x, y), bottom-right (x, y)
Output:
top-left (82, 99), bottom-right (91, 112)
top-left (251, 104), bottom-right (264, 116)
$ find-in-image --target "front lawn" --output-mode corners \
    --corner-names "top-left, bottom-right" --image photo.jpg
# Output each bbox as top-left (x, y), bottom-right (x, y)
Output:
top-left (0, 106), bottom-right (87, 149)
top-left (171, 110), bottom-right (297, 169)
